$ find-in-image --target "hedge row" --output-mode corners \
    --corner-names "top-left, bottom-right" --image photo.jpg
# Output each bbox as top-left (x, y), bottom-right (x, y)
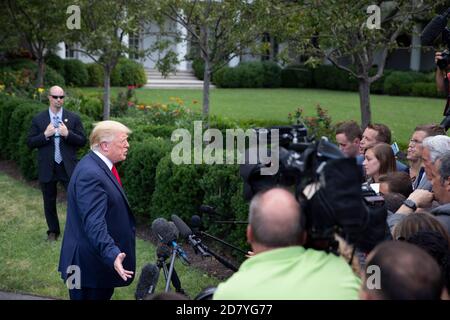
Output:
top-left (214, 61), bottom-right (281, 88)
top-left (0, 94), bottom-right (251, 253)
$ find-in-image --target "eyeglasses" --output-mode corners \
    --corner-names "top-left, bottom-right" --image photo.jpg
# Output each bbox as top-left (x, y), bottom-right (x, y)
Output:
top-left (409, 139), bottom-right (422, 145)
top-left (51, 95), bottom-right (65, 100)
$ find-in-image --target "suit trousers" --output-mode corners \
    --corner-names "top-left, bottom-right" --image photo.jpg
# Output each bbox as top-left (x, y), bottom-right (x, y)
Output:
top-left (40, 162), bottom-right (69, 235)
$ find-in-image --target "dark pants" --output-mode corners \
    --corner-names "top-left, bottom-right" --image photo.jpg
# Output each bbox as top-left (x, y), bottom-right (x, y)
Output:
top-left (69, 287), bottom-right (114, 300)
top-left (40, 162), bottom-right (69, 236)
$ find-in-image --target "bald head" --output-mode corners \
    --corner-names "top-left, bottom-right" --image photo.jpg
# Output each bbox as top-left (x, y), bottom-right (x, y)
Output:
top-left (48, 86), bottom-right (65, 110)
top-left (248, 188), bottom-right (303, 250)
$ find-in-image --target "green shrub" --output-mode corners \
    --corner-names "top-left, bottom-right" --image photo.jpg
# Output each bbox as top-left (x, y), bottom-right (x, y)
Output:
top-left (383, 71), bottom-right (429, 96)
top-left (121, 137), bottom-right (172, 218)
top-left (312, 65), bottom-right (358, 91)
top-left (192, 58), bottom-right (205, 80)
top-left (150, 154), bottom-right (207, 222)
top-left (77, 114), bottom-right (95, 159)
top-left (64, 59), bottom-right (88, 86)
top-left (110, 59), bottom-right (147, 87)
top-left (261, 61), bottom-right (282, 88)
top-left (411, 82), bottom-right (443, 98)
top-left (370, 69), bottom-right (393, 94)
top-left (200, 164), bottom-right (249, 252)
top-left (44, 65), bottom-right (65, 87)
top-left (45, 53), bottom-right (66, 78)
top-left (281, 64), bottom-right (314, 88)
top-left (86, 63), bottom-right (104, 87)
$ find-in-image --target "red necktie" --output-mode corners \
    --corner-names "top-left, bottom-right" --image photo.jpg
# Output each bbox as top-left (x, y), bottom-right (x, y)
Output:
top-left (111, 165), bottom-right (122, 186)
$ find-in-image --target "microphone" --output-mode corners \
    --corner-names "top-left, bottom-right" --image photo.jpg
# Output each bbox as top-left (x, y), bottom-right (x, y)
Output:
top-left (190, 215), bottom-right (202, 233)
top-left (156, 243), bottom-right (171, 261)
top-left (171, 214), bottom-right (210, 257)
top-left (421, 8), bottom-right (450, 46)
top-left (151, 217), bottom-right (190, 264)
top-left (135, 263), bottom-right (159, 300)
top-left (199, 205), bottom-right (217, 215)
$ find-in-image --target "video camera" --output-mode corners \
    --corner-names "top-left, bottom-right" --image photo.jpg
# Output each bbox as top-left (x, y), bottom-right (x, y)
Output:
top-left (421, 7), bottom-right (450, 131)
top-left (240, 123), bottom-right (388, 254)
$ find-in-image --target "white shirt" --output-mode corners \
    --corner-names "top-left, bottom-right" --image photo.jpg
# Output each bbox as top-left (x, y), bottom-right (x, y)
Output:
top-left (93, 150), bottom-right (113, 171)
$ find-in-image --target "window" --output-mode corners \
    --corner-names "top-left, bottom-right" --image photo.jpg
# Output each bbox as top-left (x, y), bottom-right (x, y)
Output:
top-left (129, 33), bottom-right (140, 60)
top-left (65, 43), bottom-right (76, 59)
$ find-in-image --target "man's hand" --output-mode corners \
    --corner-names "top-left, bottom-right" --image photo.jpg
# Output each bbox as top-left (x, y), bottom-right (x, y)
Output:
top-left (44, 122), bottom-right (57, 138)
top-left (408, 189), bottom-right (434, 208)
top-left (435, 51), bottom-right (444, 65)
top-left (59, 122), bottom-right (69, 137)
top-left (114, 252), bottom-right (134, 281)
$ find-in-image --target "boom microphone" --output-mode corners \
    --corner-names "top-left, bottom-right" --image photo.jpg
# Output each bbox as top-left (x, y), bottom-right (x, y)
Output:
top-left (151, 217), bottom-right (177, 244)
top-left (171, 214), bottom-right (209, 257)
top-left (421, 8), bottom-right (450, 46)
top-left (199, 205), bottom-right (217, 215)
top-left (135, 263), bottom-right (159, 300)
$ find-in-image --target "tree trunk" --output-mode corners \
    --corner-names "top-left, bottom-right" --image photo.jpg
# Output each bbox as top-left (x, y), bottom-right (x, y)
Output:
top-left (103, 67), bottom-right (111, 120)
top-left (202, 59), bottom-right (210, 125)
top-left (358, 79), bottom-right (371, 129)
top-left (36, 57), bottom-right (45, 88)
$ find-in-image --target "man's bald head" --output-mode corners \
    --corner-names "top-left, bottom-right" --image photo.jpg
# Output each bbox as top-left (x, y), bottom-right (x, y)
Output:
top-left (248, 188), bottom-right (303, 249)
top-left (48, 86), bottom-right (65, 109)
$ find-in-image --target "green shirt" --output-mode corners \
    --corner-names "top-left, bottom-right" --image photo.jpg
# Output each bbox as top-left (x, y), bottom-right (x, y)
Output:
top-left (213, 246), bottom-right (361, 300)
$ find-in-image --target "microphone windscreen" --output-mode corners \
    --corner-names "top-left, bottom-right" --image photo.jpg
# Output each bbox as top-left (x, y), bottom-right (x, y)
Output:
top-left (171, 214), bottom-right (193, 238)
top-left (191, 215), bottom-right (202, 230)
top-left (168, 221), bottom-right (179, 239)
top-left (199, 205), bottom-right (216, 215)
top-left (156, 243), bottom-right (171, 260)
top-left (421, 16), bottom-right (448, 46)
top-left (151, 217), bottom-right (176, 244)
top-left (135, 264), bottom-right (159, 300)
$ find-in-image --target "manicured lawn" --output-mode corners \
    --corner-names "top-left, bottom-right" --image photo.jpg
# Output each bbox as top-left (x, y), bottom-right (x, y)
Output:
top-left (75, 87), bottom-right (445, 145)
top-left (0, 172), bottom-right (220, 299)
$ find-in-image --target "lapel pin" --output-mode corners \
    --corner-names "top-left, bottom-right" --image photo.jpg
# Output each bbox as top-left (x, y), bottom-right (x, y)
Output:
top-left (64, 118), bottom-right (68, 123)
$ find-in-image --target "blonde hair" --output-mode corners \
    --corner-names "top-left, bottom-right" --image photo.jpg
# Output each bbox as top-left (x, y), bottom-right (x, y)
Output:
top-left (90, 120), bottom-right (131, 150)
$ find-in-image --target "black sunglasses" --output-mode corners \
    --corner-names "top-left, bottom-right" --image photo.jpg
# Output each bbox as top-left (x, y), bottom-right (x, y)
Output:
top-left (51, 95), bottom-right (65, 99)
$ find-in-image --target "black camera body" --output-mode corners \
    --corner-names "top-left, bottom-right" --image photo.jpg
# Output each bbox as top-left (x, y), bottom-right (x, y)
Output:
top-left (240, 124), bottom-right (388, 254)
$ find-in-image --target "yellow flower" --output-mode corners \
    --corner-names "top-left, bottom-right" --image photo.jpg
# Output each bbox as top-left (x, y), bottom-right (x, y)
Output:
top-left (0, 84), bottom-right (5, 92)
top-left (37, 87), bottom-right (45, 94)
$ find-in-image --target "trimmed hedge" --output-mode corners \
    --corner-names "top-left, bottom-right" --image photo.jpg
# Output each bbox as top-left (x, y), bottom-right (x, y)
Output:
top-left (86, 63), bottom-right (104, 87)
top-left (281, 64), bottom-right (314, 88)
top-left (111, 59), bottom-right (147, 87)
top-left (214, 61), bottom-right (281, 88)
top-left (192, 58), bottom-right (205, 80)
top-left (121, 137), bottom-right (172, 218)
top-left (64, 59), bottom-right (89, 87)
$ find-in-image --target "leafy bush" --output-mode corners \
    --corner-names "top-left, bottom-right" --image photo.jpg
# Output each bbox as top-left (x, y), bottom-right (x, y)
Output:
top-left (261, 61), bottom-right (282, 88)
top-left (200, 164), bottom-right (249, 252)
top-left (121, 137), bottom-right (172, 218)
top-left (86, 63), bottom-right (104, 87)
top-left (312, 65), bottom-right (358, 91)
top-left (214, 61), bottom-right (281, 88)
top-left (213, 67), bottom-right (239, 88)
top-left (370, 69), bottom-right (393, 94)
top-left (44, 65), bottom-right (65, 87)
top-left (150, 154), bottom-right (207, 222)
top-left (411, 82), bottom-right (443, 98)
top-left (281, 64), bottom-right (314, 88)
top-left (192, 58), bottom-right (205, 80)
top-left (383, 71), bottom-right (429, 96)
top-left (64, 59), bottom-right (88, 87)
top-left (45, 53), bottom-right (66, 78)
top-left (111, 59), bottom-right (147, 87)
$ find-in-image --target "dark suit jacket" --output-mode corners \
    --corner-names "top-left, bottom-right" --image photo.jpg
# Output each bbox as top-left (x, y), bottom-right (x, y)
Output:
top-left (27, 109), bottom-right (86, 183)
top-left (58, 152), bottom-right (136, 288)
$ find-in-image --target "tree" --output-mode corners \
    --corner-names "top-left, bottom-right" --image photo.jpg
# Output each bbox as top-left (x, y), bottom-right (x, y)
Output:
top-left (154, 0), bottom-right (264, 123)
top-left (5, 0), bottom-right (70, 88)
top-left (67, 0), bottom-right (150, 119)
top-left (266, 0), bottom-right (444, 128)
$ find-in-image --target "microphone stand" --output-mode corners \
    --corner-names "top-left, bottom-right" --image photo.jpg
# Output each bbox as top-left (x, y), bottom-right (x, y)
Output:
top-left (165, 248), bottom-right (178, 292)
top-left (198, 231), bottom-right (248, 255)
top-left (156, 248), bottom-right (185, 293)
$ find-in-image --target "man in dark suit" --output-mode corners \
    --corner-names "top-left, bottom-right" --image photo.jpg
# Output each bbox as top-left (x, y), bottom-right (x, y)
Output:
top-left (27, 86), bottom-right (86, 241)
top-left (58, 120), bottom-right (135, 300)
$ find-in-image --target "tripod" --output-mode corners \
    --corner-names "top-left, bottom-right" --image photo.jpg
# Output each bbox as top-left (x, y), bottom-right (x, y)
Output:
top-left (156, 244), bottom-right (186, 294)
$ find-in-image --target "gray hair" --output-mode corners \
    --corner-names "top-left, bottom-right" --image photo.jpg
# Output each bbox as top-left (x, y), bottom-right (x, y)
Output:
top-left (249, 188), bottom-right (303, 248)
top-left (422, 135), bottom-right (450, 163)
top-left (438, 151), bottom-right (450, 183)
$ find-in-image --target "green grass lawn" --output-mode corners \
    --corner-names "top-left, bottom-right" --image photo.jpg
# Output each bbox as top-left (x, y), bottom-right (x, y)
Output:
top-left (75, 87), bottom-right (446, 145)
top-left (0, 172), bottom-right (220, 299)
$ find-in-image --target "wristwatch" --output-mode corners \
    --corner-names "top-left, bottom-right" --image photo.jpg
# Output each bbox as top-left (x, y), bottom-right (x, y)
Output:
top-left (403, 199), bottom-right (417, 211)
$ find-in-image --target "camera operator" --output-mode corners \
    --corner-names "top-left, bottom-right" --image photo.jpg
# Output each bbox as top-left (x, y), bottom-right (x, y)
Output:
top-left (212, 187), bottom-right (361, 300)
top-left (435, 51), bottom-right (450, 93)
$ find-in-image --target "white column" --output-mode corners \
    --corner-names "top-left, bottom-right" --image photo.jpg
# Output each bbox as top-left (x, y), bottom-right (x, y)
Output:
top-left (229, 56), bottom-right (240, 67)
top-left (410, 23), bottom-right (422, 71)
top-left (56, 42), bottom-right (66, 59)
top-left (122, 33), bottom-right (129, 59)
top-left (176, 20), bottom-right (188, 71)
